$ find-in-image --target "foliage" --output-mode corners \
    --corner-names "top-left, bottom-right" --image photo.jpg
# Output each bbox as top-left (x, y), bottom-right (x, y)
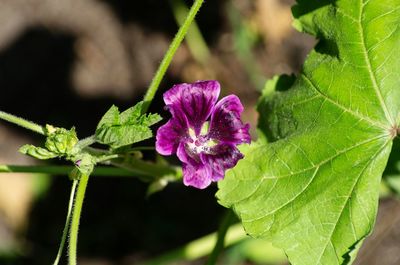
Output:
top-left (1, 0), bottom-right (400, 264)
top-left (217, 0), bottom-right (400, 265)
top-left (95, 102), bottom-right (162, 149)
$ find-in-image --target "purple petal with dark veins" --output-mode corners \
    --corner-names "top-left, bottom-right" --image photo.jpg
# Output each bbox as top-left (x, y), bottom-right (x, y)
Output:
top-left (156, 110), bottom-right (190, 155)
top-left (200, 143), bottom-right (244, 181)
top-left (176, 142), bottom-right (195, 164)
top-left (182, 162), bottom-right (213, 189)
top-left (209, 95), bottom-right (251, 144)
top-left (163, 81), bottom-right (220, 134)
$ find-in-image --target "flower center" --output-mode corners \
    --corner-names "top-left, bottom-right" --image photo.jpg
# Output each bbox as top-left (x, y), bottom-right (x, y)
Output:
top-left (185, 123), bottom-right (218, 160)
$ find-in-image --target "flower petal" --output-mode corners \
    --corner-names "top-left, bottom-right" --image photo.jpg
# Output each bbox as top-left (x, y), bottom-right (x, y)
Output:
top-left (182, 162), bottom-right (212, 189)
top-left (209, 95), bottom-right (251, 144)
top-left (163, 81), bottom-right (220, 134)
top-left (156, 110), bottom-right (189, 155)
top-left (200, 143), bottom-right (244, 181)
top-left (176, 142), bottom-right (193, 164)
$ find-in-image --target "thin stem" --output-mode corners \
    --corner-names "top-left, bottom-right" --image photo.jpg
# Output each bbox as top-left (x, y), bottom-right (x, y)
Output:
top-left (112, 159), bottom-right (182, 180)
top-left (170, 0), bottom-right (210, 65)
top-left (0, 110), bottom-right (45, 135)
top-left (0, 165), bottom-right (136, 177)
top-left (0, 164), bottom-right (181, 181)
top-left (53, 179), bottom-right (78, 265)
top-left (68, 173), bottom-right (90, 265)
top-left (129, 146), bottom-right (155, 151)
top-left (142, 0), bottom-right (205, 112)
top-left (96, 154), bottom-right (120, 163)
top-left (206, 210), bottom-right (236, 265)
top-left (75, 135), bottom-right (96, 150)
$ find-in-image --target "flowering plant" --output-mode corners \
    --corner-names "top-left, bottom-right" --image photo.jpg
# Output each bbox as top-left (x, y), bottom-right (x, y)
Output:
top-left (0, 0), bottom-right (399, 265)
top-left (156, 81), bottom-right (250, 189)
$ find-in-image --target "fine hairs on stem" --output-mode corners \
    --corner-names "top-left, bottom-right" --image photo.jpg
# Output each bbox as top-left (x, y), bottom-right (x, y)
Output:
top-left (0, 110), bottom-right (45, 135)
top-left (142, 0), bottom-right (205, 113)
top-left (68, 174), bottom-right (90, 265)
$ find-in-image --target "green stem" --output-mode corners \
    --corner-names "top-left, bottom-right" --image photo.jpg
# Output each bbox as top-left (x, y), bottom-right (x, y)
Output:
top-left (76, 135), bottom-right (96, 150)
top-left (112, 159), bottom-right (182, 180)
top-left (68, 173), bottom-right (90, 265)
top-left (0, 164), bottom-right (159, 178)
top-left (53, 179), bottom-right (78, 265)
top-left (129, 146), bottom-right (155, 151)
top-left (0, 163), bottom-right (181, 182)
top-left (142, 0), bottom-right (205, 112)
top-left (0, 110), bottom-right (45, 135)
top-left (96, 154), bottom-right (120, 163)
top-left (169, 0), bottom-right (210, 65)
top-left (142, 223), bottom-right (247, 265)
top-left (206, 210), bottom-right (236, 265)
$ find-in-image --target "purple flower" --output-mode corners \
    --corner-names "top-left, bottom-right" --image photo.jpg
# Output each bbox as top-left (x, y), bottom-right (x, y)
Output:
top-left (156, 80), bottom-right (251, 189)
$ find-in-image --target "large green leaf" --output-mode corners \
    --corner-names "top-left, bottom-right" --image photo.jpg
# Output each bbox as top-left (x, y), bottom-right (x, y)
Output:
top-left (217, 0), bottom-right (400, 264)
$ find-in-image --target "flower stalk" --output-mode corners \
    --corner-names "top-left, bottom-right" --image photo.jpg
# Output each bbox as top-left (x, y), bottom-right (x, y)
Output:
top-left (206, 210), bottom-right (236, 265)
top-left (0, 110), bottom-right (45, 135)
top-left (142, 0), bottom-right (205, 113)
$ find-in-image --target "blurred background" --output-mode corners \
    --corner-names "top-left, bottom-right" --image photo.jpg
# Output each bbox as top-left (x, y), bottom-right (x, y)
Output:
top-left (0, 0), bottom-right (399, 264)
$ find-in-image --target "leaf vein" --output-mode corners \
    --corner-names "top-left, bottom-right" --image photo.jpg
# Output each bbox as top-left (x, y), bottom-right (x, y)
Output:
top-left (238, 136), bottom-right (387, 224)
top-left (301, 74), bottom-right (387, 129)
top-left (314, 139), bottom-right (390, 264)
top-left (359, 0), bottom-right (394, 125)
top-left (260, 135), bottom-right (386, 180)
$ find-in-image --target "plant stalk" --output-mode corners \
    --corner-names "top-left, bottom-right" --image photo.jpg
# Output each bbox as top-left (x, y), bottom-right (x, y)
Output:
top-left (0, 164), bottom-right (179, 179)
top-left (53, 179), bottom-right (78, 265)
top-left (0, 110), bottom-right (45, 135)
top-left (68, 173), bottom-right (90, 265)
top-left (142, 0), bottom-right (205, 112)
top-left (206, 210), bottom-right (237, 265)
top-left (142, 223), bottom-right (247, 265)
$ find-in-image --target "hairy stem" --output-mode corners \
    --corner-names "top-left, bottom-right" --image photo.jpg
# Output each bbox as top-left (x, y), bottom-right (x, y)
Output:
top-left (0, 165), bottom-right (133, 177)
top-left (169, 0), bottom-right (210, 65)
top-left (53, 179), bottom-right (78, 265)
top-left (68, 173), bottom-right (90, 265)
top-left (76, 135), bottom-right (96, 150)
top-left (206, 210), bottom-right (236, 265)
top-left (0, 164), bottom-right (179, 180)
top-left (142, 0), bottom-right (205, 112)
top-left (95, 154), bottom-right (120, 163)
top-left (0, 110), bottom-right (45, 135)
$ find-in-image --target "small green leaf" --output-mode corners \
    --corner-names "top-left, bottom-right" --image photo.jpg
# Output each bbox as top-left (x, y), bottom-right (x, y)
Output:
top-left (96, 105), bottom-right (120, 129)
top-left (138, 113), bottom-right (162, 127)
top-left (119, 102), bottom-right (143, 124)
top-left (19, 145), bottom-right (58, 160)
top-left (218, 1), bottom-right (400, 265)
top-left (95, 102), bottom-right (162, 148)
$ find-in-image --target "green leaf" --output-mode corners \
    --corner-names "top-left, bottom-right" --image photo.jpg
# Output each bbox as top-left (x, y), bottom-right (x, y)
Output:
top-left (95, 102), bottom-right (162, 148)
top-left (96, 105), bottom-right (120, 129)
top-left (19, 145), bottom-right (58, 160)
top-left (217, 1), bottom-right (400, 265)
